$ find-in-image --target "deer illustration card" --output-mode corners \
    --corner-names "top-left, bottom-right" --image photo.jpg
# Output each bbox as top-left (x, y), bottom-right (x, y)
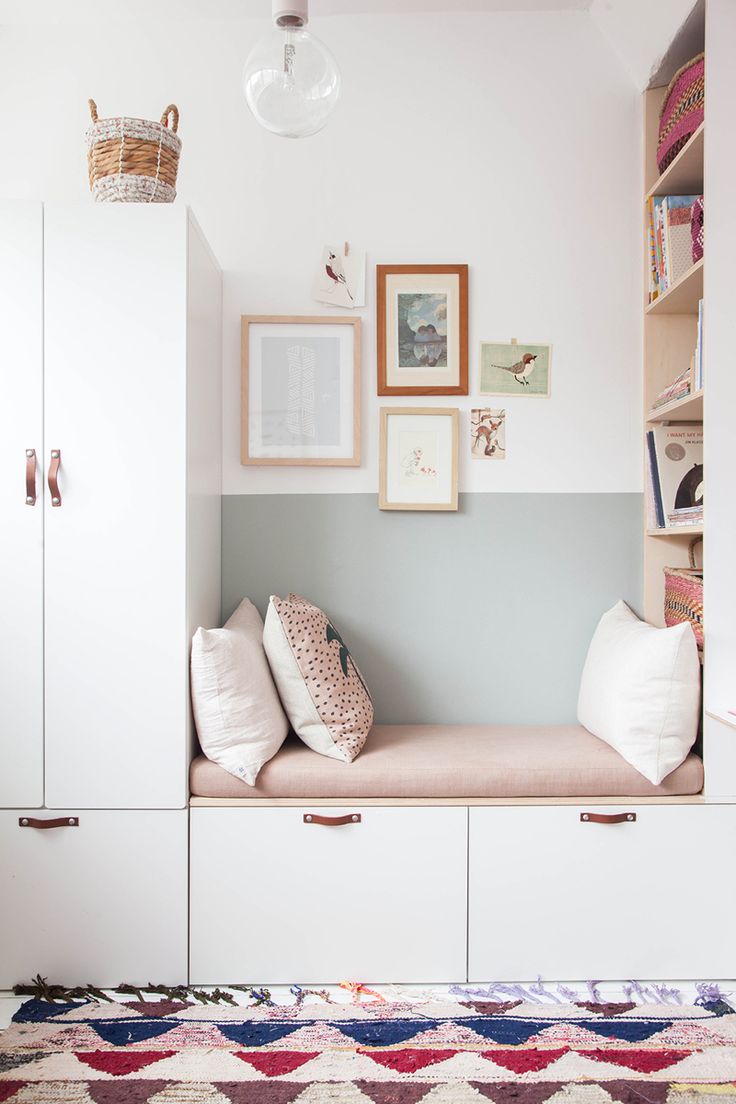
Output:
top-left (312, 244), bottom-right (366, 309)
top-left (479, 342), bottom-right (551, 397)
top-left (471, 408), bottom-right (506, 459)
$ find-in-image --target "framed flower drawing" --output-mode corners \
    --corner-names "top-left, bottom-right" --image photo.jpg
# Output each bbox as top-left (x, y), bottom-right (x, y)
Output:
top-left (241, 316), bottom-right (360, 466)
top-left (376, 265), bottom-right (468, 395)
top-left (379, 407), bottom-right (459, 511)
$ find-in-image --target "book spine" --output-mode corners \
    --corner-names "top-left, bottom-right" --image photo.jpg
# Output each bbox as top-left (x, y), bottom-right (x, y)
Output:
top-left (646, 430), bottom-right (665, 529)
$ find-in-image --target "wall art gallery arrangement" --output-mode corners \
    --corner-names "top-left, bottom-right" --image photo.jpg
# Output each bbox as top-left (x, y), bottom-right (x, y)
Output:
top-left (240, 261), bottom-right (550, 509)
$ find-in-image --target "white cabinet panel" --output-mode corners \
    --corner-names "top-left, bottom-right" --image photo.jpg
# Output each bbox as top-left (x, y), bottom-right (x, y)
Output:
top-left (191, 806), bottom-right (468, 984)
top-left (0, 203), bottom-right (44, 807)
top-left (0, 810), bottom-right (187, 987)
top-left (43, 207), bottom-right (189, 808)
top-left (469, 805), bottom-right (736, 980)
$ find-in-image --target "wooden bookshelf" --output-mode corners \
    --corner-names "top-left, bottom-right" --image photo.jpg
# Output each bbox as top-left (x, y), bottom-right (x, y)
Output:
top-left (643, 85), bottom-right (704, 628)
top-left (647, 389), bottom-right (703, 423)
top-left (647, 525), bottom-right (703, 538)
top-left (646, 123), bottom-right (704, 200)
top-left (646, 258), bottom-right (703, 315)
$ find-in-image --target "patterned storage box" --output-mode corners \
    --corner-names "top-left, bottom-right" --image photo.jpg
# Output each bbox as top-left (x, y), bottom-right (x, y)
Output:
top-left (657, 53), bottom-right (705, 174)
top-left (692, 195), bottom-right (704, 262)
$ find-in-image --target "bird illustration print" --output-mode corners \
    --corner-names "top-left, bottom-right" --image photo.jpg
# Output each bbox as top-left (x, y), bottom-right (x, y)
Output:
top-left (492, 352), bottom-right (537, 386)
top-left (324, 251), bottom-right (353, 301)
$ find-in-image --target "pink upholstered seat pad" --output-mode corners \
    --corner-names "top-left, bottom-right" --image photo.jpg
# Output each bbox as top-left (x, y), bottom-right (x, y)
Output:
top-left (190, 724), bottom-right (703, 799)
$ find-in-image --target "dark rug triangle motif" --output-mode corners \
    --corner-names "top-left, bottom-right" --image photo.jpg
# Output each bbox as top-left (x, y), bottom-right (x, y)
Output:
top-left (699, 1000), bottom-right (735, 1017)
top-left (0, 1051), bottom-right (49, 1074)
top-left (218, 1021), bottom-right (303, 1047)
top-left (460, 1001), bottom-right (523, 1016)
top-left (92, 1019), bottom-right (179, 1046)
top-left (12, 998), bottom-right (87, 1023)
top-left (576, 1002), bottom-right (638, 1017)
top-left (583, 1020), bottom-right (672, 1043)
top-left (464, 1017), bottom-right (555, 1044)
top-left (355, 1081), bottom-right (435, 1104)
top-left (87, 1081), bottom-right (169, 1104)
top-left (603, 1080), bottom-right (672, 1104)
top-left (338, 1019), bottom-right (438, 1046)
top-left (472, 1083), bottom-right (563, 1104)
top-left (0, 1084), bottom-right (28, 1104)
top-left (123, 1000), bottom-right (192, 1018)
top-left (216, 1082), bottom-right (305, 1104)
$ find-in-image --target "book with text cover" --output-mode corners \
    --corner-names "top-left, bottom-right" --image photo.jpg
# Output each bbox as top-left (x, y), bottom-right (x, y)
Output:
top-left (651, 423), bottom-right (703, 528)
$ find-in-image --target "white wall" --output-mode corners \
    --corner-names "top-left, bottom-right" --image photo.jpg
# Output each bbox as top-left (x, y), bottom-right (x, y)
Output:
top-left (590, 0), bottom-right (697, 90)
top-left (0, 10), bottom-right (642, 495)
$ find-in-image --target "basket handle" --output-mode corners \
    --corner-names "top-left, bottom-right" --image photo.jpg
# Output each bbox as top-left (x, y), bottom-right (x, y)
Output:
top-left (160, 104), bottom-right (179, 132)
top-left (689, 536), bottom-right (703, 569)
top-left (88, 98), bottom-right (99, 123)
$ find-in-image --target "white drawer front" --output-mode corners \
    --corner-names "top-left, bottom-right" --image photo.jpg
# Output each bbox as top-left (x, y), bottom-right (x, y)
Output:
top-left (190, 806), bottom-right (467, 984)
top-left (0, 810), bottom-right (187, 988)
top-left (469, 804), bottom-right (736, 981)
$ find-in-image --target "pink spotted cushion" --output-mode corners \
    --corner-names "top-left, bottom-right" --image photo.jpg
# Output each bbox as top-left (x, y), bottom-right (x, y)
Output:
top-left (263, 594), bottom-right (373, 762)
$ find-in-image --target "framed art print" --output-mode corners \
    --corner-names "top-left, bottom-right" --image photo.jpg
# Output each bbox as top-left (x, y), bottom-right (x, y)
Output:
top-left (241, 316), bottom-right (360, 466)
top-left (379, 407), bottom-right (459, 511)
top-left (377, 265), bottom-right (468, 395)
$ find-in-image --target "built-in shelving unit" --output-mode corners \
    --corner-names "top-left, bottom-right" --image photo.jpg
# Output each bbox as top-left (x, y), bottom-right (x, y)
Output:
top-left (643, 90), bottom-right (704, 627)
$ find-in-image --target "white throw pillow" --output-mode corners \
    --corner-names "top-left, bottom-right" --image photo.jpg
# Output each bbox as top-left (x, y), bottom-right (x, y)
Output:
top-left (191, 598), bottom-right (289, 785)
top-left (577, 600), bottom-right (700, 785)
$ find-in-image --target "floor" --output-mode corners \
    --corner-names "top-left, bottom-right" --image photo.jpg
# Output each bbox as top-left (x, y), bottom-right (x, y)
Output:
top-left (2, 980), bottom-right (733, 1030)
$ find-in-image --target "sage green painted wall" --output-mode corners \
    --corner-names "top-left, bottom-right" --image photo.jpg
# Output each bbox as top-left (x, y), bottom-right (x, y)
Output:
top-left (222, 493), bottom-right (642, 725)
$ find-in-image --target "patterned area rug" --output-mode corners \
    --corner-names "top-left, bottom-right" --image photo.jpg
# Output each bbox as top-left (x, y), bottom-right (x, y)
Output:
top-left (2, 994), bottom-right (736, 1102)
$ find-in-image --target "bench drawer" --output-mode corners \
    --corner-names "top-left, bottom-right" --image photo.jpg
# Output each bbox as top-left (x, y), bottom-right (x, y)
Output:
top-left (469, 804), bottom-right (736, 981)
top-left (0, 810), bottom-right (188, 988)
top-left (190, 806), bottom-right (467, 984)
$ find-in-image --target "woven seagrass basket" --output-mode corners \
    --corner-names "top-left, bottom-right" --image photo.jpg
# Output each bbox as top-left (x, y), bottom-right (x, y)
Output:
top-left (663, 537), bottom-right (703, 649)
top-left (656, 53), bottom-right (705, 174)
top-left (86, 99), bottom-right (182, 203)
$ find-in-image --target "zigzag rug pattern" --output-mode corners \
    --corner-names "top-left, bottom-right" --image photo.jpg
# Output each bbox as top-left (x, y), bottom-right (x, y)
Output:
top-left (2, 995), bottom-right (736, 1101)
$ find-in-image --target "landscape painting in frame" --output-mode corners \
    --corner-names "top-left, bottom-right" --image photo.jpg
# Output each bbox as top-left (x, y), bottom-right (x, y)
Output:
top-left (377, 265), bottom-right (468, 395)
top-left (479, 342), bottom-right (551, 397)
top-left (379, 407), bottom-right (459, 511)
top-left (241, 316), bottom-right (360, 466)
top-left (471, 408), bottom-right (506, 459)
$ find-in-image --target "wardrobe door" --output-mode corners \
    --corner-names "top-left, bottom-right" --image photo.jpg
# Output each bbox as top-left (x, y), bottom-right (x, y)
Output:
top-left (43, 206), bottom-right (188, 809)
top-left (0, 203), bottom-right (44, 807)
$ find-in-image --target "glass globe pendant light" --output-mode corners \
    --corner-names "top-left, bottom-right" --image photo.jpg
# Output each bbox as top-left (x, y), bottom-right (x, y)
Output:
top-left (243, 0), bottom-right (341, 139)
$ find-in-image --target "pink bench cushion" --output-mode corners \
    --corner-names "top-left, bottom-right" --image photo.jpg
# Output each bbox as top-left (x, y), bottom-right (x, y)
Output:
top-left (189, 724), bottom-right (704, 799)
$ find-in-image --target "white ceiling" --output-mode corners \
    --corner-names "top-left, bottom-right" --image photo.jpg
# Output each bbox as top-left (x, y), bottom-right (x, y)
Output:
top-left (0, 0), bottom-right (591, 21)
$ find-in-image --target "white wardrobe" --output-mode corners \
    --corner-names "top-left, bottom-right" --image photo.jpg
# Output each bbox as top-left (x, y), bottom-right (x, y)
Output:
top-left (0, 202), bottom-right (222, 986)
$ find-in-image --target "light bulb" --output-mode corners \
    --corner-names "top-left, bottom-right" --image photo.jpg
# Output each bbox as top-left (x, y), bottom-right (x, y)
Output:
top-left (243, 2), bottom-right (341, 139)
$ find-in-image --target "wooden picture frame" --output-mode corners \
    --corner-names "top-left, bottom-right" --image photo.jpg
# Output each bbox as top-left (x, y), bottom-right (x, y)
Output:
top-left (377, 264), bottom-right (468, 396)
top-left (241, 315), bottom-right (361, 466)
top-left (379, 407), bottom-right (459, 511)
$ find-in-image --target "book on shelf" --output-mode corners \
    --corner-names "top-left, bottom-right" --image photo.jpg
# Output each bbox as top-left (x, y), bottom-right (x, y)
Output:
top-left (651, 365), bottom-right (692, 410)
top-left (694, 298), bottom-right (704, 391)
top-left (645, 423), bottom-right (703, 531)
top-left (647, 195), bottom-right (700, 303)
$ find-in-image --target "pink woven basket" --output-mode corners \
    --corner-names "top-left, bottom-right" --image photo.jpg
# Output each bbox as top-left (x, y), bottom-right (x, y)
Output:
top-left (657, 53), bottom-right (705, 174)
top-left (663, 538), bottom-right (703, 648)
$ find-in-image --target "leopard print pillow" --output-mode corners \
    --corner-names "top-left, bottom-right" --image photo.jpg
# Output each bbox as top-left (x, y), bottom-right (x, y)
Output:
top-left (263, 594), bottom-right (373, 762)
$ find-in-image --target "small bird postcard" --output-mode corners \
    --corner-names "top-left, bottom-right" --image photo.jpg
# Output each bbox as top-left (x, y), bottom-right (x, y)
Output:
top-left (479, 341), bottom-right (551, 397)
top-left (312, 244), bottom-right (366, 309)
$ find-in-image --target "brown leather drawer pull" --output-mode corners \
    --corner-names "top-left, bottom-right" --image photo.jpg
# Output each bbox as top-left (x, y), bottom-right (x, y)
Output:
top-left (19, 816), bottom-right (79, 829)
top-left (303, 813), bottom-right (361, 826)
top-left (580, 812), bottom-right (636, 824)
